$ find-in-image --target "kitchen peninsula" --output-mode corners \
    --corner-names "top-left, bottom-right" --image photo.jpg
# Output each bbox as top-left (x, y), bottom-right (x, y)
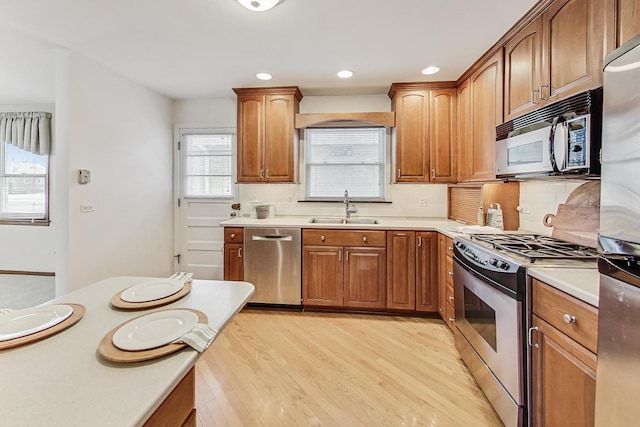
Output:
top-left (0, 277), bottom-right (254, 427)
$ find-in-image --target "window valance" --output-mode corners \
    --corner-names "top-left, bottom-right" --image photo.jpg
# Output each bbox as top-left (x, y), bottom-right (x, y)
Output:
top-left (0, 112), bottom-right (52, 155)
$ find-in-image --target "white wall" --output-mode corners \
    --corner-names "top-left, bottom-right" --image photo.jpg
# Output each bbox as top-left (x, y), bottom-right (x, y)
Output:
top-left (174, 92), bottom-right (449, 220)
top-left (0, 104), bottom-right (56, 273)
top-left (518, 180), bottom-right (589, 234)
top-left (55, 50), bottom-right (174, 292)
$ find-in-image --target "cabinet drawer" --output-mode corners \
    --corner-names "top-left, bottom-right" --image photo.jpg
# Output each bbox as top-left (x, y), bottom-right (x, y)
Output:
top-left (446, 282), bottom-right (454, 305)
top-left (224, 227), bottom-right (244, 243)
top-left (532, 279), bottom-right (598, 353)
top-left (446, 300), bottom-right (455, 328)
top-left (445, 237), bottom-right (454, 256)
top-left (303, 229), bottom-right (386, 247)
top-left (445, 255), bottom-right (454, 286)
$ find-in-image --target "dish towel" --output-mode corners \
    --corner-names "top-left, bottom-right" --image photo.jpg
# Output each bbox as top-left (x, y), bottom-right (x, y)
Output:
top-left (169, 272), bottom-right (194, 283)
top-left (175, 323), bottom-right (218, 352)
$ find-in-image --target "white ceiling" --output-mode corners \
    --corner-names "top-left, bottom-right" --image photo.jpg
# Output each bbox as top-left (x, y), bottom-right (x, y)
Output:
top-left (0, 0), bottom-right (538, 103)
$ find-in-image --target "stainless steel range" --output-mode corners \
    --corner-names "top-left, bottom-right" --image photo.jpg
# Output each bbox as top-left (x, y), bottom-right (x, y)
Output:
top-left (452, 234), bottom-right (597, 427)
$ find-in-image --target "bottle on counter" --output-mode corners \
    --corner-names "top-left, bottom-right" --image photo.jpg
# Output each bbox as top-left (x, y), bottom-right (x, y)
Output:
top-left (477, 206), bottom-right (486, 226)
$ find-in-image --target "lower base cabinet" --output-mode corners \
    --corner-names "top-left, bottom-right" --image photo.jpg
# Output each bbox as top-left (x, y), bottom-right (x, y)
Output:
top-left (223, 244), bottom-right (243, 281)
top-left (530, 279), bottom-right (598, 426)
top-left (143, 367), bottom-right (195, 427)
top-left (302, 229), bottom-right (386, 309)
top-left (438, 234), bottom-right (455, 329)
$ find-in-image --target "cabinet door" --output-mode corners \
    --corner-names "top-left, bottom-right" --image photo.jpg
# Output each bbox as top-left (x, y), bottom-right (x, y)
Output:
top-left (386, 231), bottom-right (416, 310)
top-left (504, 18), bottom-right (543, 121)
top-left (416, 232), bottom-right (438, 313)
top-left (531, 315), bottom-right (597, 427)
top-left (430, 89), bottom-right (457, 182)
top-left (302, 246), bottom-right (343, 306)
top-left (457, 79), bottom-right (471, 182)
top-left (237, 95), bottom-right (264, 182)
top-left (437, 234), bottom-right (447, 318)
top-left (393, 90), bottom-right (429, 182)
top-left (614, 0), bottom-right (640, 47)
top-left (223, 244), bottom-right (244, 281)
top-left (541, 0), bottom-right (604, 103)
top-left (264, 94), bottom-right (297, 182)
top-left (344, 247), bottom-right (386, 308)
top-left (470, 51), bottom-right (503, 181)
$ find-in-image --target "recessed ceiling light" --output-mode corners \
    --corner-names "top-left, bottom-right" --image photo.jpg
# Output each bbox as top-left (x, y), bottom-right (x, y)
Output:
top-left (256, 72), bottom-right (272, 80)
top-left (236, 0), bottom-right (281, 12)
top-left (337, 70), bottom-right (354, 79)
top-left (422, 66), bottom-right (440, 75)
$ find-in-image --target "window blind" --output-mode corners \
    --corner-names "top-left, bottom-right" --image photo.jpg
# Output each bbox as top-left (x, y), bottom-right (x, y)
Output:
top-left (305, 127), bottom-right (385, 200)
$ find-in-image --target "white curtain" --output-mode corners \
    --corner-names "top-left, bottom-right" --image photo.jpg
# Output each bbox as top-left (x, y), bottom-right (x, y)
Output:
top-left (0, 112), bottom-right (52, 155)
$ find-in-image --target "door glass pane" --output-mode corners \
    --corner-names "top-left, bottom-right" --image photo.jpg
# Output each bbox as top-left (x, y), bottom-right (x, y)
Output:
top-left (463, 286), bottom-right (497, 351)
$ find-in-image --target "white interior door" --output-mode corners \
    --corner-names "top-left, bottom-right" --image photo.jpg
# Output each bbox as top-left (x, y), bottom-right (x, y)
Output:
top-left (174, 128), bottom-right (237, 279)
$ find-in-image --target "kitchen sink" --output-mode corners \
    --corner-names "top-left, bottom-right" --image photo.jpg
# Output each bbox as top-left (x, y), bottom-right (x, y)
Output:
top-left (344, 218), bottom-right (380, 224)
top-left (308, 218), bottom-right (380, 225)
top-left (308, 218), bottom-right (346, 224)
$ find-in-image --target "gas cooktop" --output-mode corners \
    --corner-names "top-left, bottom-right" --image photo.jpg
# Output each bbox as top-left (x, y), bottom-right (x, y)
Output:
top-left (468, 234), bottom-right (598, 263)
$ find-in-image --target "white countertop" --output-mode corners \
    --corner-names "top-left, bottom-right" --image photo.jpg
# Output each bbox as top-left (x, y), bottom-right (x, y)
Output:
top-left (221, 215), bottom-right (483, 238)
top-left (0, 276), bottom-right (254, 427)
top-left (528, 267), bottom-right (600, 307)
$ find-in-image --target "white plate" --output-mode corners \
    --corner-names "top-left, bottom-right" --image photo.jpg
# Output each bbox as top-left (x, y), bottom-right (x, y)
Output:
top-left (112, 310), bottom-right (199, 351)
top-left (0, 305), bottom-right (74, 342)
top-left (120, 279), bottom-right (184, 303)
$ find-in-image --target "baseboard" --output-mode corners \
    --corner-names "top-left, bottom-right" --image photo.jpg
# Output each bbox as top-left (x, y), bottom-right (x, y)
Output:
top-left (0, 270), bottom-right (55, 276)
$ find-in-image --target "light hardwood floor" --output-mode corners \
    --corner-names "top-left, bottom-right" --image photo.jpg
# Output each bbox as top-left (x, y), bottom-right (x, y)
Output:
top-left (195, 310), bottom-right (503, 427)
top-left (0, 274), bottom-right (55, 309)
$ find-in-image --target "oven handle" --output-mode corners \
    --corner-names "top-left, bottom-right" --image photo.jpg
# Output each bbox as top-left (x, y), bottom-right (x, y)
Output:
top-left (528, 326), bottom-right (539, 348)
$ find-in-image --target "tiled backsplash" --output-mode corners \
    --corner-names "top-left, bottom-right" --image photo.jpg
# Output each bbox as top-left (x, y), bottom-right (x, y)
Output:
top-left (518, 180), bottom-right (590, 234)
top-left (237, 183), bottom-right (448, 219)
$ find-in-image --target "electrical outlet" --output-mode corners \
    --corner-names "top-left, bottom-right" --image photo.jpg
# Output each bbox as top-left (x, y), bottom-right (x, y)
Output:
top-left (80, 203), bottom-right (94, 213)
top-left (284, 196), bottom-right (292, 205)
top-left (517, 205), bottom-right (531, 214)
top-left (419, 197), bottom-right (429, 207)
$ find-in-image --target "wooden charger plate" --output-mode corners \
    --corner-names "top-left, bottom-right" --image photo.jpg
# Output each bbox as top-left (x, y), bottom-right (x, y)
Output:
top-left (0, 304), bottom-right (86, 351)
top-left (98, 308), bottom-right (207, 363)
top-left (110, 281), bottom-right (192, 310)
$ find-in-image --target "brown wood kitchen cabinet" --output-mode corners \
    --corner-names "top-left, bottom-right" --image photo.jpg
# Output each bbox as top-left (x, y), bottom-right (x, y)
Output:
top-left (415, 232), bottom-right (439, 312)
top-left (438, 234), bottom-right (455, 329)
top-left (458, 50), bottom-right (503, 181)
top-left (223, 227), bottom-right (244, 281)
top-left (504, 0), bottom-right (606, 120)
top-left (233, 86), bottom-right (302, 183)
top-left (607, 0), bottom-right (640, 49)
top-left (530, 279), bottom-right (598, 426)
top-left (389, 83), bottom-right (457, 183)
top-left (302, 229), bottom-right (386, 309)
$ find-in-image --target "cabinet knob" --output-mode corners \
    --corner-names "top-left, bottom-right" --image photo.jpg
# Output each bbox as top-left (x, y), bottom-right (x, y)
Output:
top-left (321, 235), bottom-right (325, 241)
top-left (563, 314), bottom-right (577, 324)
top-left (230, 233), bottom-right (236, 239)
top-left (362, 236), bottom-right (367, 242)
top-left (448, 296), bottom-right (454, 301)
top-left (448, 246), bottom-right (453, 251)
top-left (448, 271), bottom-right (453, 276)
top-left (448, 318), bottom-right (455, 323)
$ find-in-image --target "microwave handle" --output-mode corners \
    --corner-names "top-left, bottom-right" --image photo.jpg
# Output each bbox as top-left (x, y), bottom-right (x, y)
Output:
top-left (549, 116), bottom-right (564, 174)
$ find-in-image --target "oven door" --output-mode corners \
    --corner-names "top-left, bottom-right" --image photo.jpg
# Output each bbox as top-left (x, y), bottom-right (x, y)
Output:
top-left (454, 258), bottom-right (525, 407)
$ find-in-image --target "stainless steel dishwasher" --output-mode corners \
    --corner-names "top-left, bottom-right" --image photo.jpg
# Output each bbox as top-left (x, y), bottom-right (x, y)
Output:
top-left (243, 228), bottom-right (301, 305)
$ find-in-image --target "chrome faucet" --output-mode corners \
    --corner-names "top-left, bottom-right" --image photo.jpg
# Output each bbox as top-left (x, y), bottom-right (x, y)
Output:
top-left (344, 189), bottom-right (358, 218)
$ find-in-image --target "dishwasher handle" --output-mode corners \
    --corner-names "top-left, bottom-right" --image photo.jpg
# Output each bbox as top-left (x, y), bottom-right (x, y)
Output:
top-left (251, 235), bottom-right (294, 242)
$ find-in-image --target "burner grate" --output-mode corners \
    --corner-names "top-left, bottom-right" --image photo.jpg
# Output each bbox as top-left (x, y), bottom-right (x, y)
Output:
top-left (470, 234), bottom-right (597, 261)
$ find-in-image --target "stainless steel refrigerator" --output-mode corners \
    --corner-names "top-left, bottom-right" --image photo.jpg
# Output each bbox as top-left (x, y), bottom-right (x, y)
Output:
top-left (595, 34), bottom-right (640, 426)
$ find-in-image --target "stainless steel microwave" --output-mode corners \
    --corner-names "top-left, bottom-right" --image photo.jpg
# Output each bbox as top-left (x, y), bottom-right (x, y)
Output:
top-left (496, 114), bottom-right (599, 178)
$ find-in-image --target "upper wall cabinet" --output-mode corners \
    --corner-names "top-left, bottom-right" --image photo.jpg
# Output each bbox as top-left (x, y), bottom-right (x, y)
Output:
top-left (233, 87), bottom-right (302, 183)
top-left (504, 0), bottom-right (606, 121)
top-left (389, 83), bottom-right (457, 183)
top-left (468, 51), bottom-right (503, 180)
top-left (608, 0), bottom-right (640, 48)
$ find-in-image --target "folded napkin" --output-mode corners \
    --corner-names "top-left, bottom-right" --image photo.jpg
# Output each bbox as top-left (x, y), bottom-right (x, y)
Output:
top-left (174, 323), bottom-right (218, 352)
top-left (169, 272), bottom-right (194, 283)
top-left (0, 308), bottom-right (14, 315)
